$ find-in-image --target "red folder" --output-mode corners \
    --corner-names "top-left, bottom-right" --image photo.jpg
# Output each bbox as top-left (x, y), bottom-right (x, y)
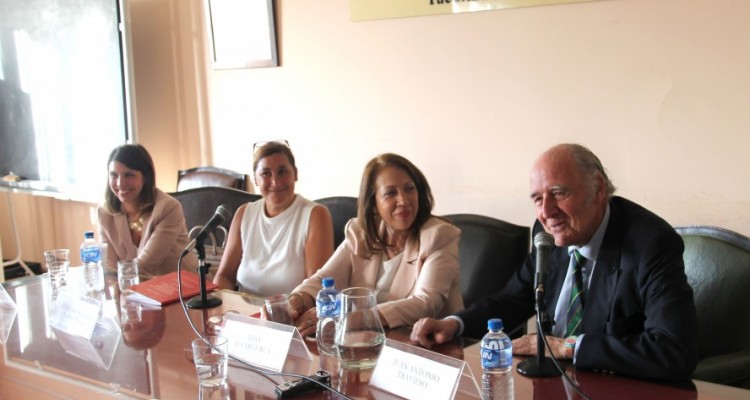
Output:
top-left (126, 271), bottom-right (218, 306)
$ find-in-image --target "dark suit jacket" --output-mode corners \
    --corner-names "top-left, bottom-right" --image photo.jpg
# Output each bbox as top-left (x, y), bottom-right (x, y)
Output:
top-left (458, 196), bottom-right (698, 381)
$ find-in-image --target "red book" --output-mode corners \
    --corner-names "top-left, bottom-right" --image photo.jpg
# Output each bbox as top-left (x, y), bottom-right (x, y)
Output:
top-left (126, 271), bottom-right (218, 306)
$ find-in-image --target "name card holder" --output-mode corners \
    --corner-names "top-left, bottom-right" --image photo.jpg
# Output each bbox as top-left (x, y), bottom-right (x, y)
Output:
top-left (221, 312), bottom-right (312, 372)
top-left (53, 313), bottom-right (122, 370)
top-left (0, 284), bottom-right (17, 344)
top-left (49, 291), bottom-right (101, 340)
top-left (370, 339), bottom-right (481, 400)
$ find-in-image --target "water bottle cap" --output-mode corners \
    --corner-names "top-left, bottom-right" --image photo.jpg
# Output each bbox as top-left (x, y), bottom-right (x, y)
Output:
top-left (321, 277), bottom-right (334, 288)
top-left (488, 318), bottom-right (504, 331)
top-left (84, 231), bottom-right (95, 238)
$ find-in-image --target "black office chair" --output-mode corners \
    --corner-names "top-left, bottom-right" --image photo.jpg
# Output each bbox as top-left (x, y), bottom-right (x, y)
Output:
top-left (675, 225), bottom-right (750, 388)
top-left (314, 196), bottom-right (359, 249)
top-left (170, 187), bottom-right (261, 265)
top-left (176, 166), bottom-right (249, 192)
top-left (444, 214), bottom-right (530, 318)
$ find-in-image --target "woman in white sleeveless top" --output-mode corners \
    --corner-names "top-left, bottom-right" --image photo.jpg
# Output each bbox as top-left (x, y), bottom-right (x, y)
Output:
top-left (213, 141), bottom-right (334, 296)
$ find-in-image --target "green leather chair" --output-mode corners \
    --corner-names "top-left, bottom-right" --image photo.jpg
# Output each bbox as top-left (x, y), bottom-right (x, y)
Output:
top-left (315, 196), bottom-right (358, 250)
top-left (170, 187), bottom-right (261, 252)
top-left (676, 226), bottom-right (750, 388)
top-left (176, 166), bottom-right (249, 192)
top-left (444, 214), bottom-right (529, 338)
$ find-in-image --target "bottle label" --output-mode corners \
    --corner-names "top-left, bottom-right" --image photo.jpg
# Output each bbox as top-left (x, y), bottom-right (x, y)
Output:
top-left (316, 295), bottom-right (340, 318)
top-left (481, 341), bottom-right (512, 369)
top-left (81, 247), bottom-right (101, 263)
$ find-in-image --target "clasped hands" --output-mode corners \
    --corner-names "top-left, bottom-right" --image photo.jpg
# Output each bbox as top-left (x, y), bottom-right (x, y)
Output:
top-left (260, 292), bottom-right (389, 338)
top-left (409, 317), bottom-right (572, 360)
top-left (259, 292), bottom-right (318, 336)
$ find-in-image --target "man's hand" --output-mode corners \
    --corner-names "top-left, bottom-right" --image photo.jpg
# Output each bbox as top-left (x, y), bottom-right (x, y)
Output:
top-left (410, 317), bottom-right (459, 349)
top-left (512, 333), bottom-right (571, 359)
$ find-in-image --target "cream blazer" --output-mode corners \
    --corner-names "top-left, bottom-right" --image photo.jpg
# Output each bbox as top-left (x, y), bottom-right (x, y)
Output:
top-left (97, 189), bottom-right (198, 277)
top-left (294, 216), bottom-right (464, 328)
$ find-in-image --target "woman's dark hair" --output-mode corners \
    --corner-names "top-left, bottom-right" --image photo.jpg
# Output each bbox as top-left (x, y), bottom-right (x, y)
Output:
top-left (104, 144), bottom-right (156, 214)
top-left (357, 153), bottom-right (434, 255)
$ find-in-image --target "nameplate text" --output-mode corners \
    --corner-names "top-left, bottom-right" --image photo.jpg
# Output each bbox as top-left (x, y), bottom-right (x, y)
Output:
top-left (222, 317), bottom-right (294, 371)
top-left (371, 340), bottom-right (461, 400)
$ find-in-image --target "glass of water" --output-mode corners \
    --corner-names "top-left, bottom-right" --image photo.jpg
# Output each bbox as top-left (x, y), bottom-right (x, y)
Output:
top-left (117, 259), bottom-right (140, 294)
top-left (264, 294), bottom-right (294, 325)
top-left (192, 335), bottom-right (229, 388)
top-left (43, 249), bottom-right (70, 291)
top-left (266, 294), bottom-right (294, 325)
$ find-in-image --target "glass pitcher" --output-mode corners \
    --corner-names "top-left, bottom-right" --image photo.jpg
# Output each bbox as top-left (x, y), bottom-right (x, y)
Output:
top-left (333, 287), bottom-right (385, 369)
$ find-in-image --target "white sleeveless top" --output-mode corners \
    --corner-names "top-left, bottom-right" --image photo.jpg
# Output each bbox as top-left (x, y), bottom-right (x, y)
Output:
top-left (236, 195), bottom-right (315, 296)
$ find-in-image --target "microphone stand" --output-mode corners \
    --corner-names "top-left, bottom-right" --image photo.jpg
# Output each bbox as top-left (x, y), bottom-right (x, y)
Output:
top-left (186, 240), bottom-right (222, 309)
top-left (517, 277), bottom-right (561, 377)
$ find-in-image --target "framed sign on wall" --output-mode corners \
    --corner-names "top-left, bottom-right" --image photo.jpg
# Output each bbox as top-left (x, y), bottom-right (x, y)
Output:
top-left (205, 0), bottom-right (278, 69)
top-left (351, 0), bottom-right (610, 21)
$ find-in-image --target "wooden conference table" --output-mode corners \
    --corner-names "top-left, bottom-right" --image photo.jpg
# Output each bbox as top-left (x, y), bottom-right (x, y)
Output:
top-left (0, 274), bottom-right (748, 400)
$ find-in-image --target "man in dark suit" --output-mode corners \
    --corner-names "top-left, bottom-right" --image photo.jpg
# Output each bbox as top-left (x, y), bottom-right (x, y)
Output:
top-left (411, 143), bottom-right (698, 381)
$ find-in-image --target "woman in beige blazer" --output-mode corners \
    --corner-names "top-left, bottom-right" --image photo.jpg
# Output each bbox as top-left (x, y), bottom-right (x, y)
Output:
top-left (98, 144), bottom-right (197, 277)
top-left (288, 153), bottom-right (463, 336)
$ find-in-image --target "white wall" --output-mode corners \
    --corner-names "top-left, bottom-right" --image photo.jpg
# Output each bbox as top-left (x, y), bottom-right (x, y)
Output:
top-left (208, 0), bottom-right (750, 235)
top-left (4, 0), bottom-right (750, 266)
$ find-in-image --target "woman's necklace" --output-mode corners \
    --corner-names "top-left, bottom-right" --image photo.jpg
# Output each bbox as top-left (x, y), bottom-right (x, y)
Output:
top-left (128, 214), bottom-right (143, 232)
top-left (386, 244), bottom-right (403, 254)
top-left (386, 237), bottom-right (405, 255)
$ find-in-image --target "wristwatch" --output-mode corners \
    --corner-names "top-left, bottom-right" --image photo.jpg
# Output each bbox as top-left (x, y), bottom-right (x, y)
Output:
top-left (564, 335), bottom-right (577, 359)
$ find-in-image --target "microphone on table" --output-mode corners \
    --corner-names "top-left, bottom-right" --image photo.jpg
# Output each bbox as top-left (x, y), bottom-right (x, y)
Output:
top-left (182, 205), bottom-right (233, 256)
top-left (517, 231), bottom-right (562, 377)
top-left (533, 232), bottom-right (554, 304)
top-left (183, 204), bottom-right (233, 309)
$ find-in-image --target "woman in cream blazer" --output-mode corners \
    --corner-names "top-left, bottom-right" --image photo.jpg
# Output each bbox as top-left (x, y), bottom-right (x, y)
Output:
top-left (288, 153), bottom-right (463, 336)
top-left (98, 144), bottom-right (197, 277)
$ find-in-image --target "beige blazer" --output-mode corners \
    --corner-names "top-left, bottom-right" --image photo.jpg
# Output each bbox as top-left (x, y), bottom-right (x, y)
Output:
top-left (294, 216), bottom-right (464, 328)
top-left (97, 189), bottom-right (198, 277)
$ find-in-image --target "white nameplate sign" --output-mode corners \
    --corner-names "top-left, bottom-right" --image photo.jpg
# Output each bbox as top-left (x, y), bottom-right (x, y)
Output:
top-left (221, 314), bottom-right (296, 371)
top-left (49, 292), bottom-right (101, 340)
top-left (0, 284), bottom-right (15, 308)
top-left (371, 339), bottom-right (462, 400)
top-left (53, 314), bottom-right (121, 370)
top-left (0, 284), bottom-right (18, 344)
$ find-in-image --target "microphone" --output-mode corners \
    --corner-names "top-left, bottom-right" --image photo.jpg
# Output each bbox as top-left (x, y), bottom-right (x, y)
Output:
top-left (182, 205), bottom-right (233, 256)
top-left (517, 231), bottom-right (561, 378)
top-left (533, 232), bottom-right (554, 294)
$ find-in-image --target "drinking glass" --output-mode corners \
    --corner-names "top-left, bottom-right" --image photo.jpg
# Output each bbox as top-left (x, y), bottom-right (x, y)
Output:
top-left (43, 249), bottom-right (70, 291)
top-left (265, 294), bottom-right (294, 325)
top-left (207, 310), bottom-right (239, 336)
top-left (192, 335), bottom-right (229, 388)
top-left (117, 259), bottom-right (140, 294)
top-left (199, 381), bottom-right (230, 400)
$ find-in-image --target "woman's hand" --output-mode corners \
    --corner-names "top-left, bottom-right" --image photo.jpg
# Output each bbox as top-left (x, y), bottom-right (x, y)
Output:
top-left (288, 292), bottom-right (308, 318)
top-left (287, 292), bottom-right (318, 336)
top-left (295, 308), bottom-right (318, 337)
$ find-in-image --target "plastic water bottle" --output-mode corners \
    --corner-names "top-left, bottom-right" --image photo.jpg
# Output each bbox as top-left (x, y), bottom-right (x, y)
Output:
top-left (481, 318), bottom-right (514, 400)
top-left (80, 231), bottom-right (105, 292)
top-left (315, 277), bottom-right (340, 355)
